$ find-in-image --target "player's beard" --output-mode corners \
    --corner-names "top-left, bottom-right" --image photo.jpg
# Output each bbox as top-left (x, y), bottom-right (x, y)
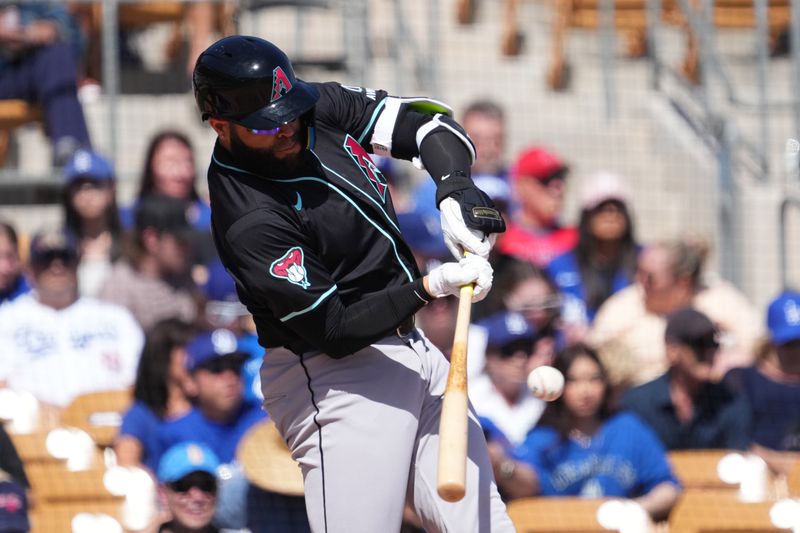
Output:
top-left (229, 127), bottom-right (306, 175)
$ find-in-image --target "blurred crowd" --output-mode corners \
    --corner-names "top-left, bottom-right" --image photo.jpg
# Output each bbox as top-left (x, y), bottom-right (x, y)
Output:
top-left (0, 3), bottom-right (799, 532)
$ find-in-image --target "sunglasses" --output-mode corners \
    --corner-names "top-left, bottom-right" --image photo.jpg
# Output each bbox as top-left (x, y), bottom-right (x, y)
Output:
top-left (71, 179), bottom-right (109, 191)
top-left (539, 174), bottom-right (566, 187)
top-left (168, 472), bottom-right (217, 494)
top-left (198, 356), bottom-right (244, 375)
top-left (32, 250), bottom-right (78, 267)
top-left (499, 339), bottom-right (534, 358)
top-left (506, 296), bottom-right (562, 314)
top-left (690, 337), bottom-right (720, 360)
top-left (250, 127), bottom-right (281, 135)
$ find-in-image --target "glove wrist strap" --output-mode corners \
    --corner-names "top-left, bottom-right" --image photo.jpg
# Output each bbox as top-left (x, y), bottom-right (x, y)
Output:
top-left (435, 174), bottom-right (474, 207)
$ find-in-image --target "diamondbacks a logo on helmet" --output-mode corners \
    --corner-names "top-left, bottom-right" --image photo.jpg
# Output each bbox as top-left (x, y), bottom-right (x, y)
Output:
top-left (271, 66), bottom-right (293, 102)
top-left (343, 135), bottom-right (387, 202)
top-left (270, 247), bottom-right (310, 289)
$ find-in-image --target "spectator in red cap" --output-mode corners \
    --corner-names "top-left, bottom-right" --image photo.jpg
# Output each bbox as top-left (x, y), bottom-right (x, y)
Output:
top-left (546, 172), bottom-right (640, 331)
top-left (496, 147), bottom-right (578, 268)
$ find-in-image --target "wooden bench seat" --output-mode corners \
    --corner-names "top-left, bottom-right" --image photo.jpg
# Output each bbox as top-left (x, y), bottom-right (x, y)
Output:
top-left (0, 100), bottom-right (41, 167)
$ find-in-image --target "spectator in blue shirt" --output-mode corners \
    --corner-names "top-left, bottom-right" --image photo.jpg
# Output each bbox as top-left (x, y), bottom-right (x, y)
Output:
top-left (0, 222), bottom-right (30, 306)
top-left (114, 318), bottom-right (195, 473)
top-left (547, 171), bottom-right (638, 329)
top-left (199, 259), bottom-right (264, 403)
top-left (621, 307), bottom-right (752, 450)
top-left (725, 290), bottom-right (800, 474)
top-left (159, 328), bottom-right (266, 530)
top-left (493, 343), bottom-right (680, 521)
top-left (157, 441), bottom-right (221, 533)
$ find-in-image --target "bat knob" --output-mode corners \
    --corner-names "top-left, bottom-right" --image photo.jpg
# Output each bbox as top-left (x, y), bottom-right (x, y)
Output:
top-left (437, 483), bottom-right (466, 502)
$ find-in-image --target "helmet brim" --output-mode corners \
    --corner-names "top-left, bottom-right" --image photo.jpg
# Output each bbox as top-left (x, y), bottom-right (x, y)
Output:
top-left (235, 80), bottom-right (319, 130)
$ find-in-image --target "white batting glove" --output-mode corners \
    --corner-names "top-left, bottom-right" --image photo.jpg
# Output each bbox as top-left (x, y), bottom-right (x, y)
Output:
top-left (426, 255), bottom-right (493, 303)
top-left (440, 196), bottom-right (496, 260)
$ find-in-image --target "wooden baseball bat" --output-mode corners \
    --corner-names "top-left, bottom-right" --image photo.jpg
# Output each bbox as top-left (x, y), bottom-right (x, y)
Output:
top-left (436, 281), bottom-right (474, 502)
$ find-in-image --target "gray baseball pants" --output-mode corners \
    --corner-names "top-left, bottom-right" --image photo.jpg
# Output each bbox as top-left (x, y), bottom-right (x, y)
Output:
top-left (260, 328), bottom-right (516, 533)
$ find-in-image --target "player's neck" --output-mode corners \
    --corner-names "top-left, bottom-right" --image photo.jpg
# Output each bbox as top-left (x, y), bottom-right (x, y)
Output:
top-left (569, 416), bottom-right (601, 438)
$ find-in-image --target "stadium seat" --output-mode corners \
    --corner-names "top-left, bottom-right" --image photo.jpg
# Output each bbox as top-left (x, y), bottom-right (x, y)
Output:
top-left (236, 0), bottom-right (348, 72)
top-left (787, 457), bottom-right (800, 497)
top-left (669, 490), bottom-right (785, 533)
top-left (8, 430), bottom-right (56, 465)
top-left (668, 449), bottom-right (740, 490)
top-left (76, 1), bottom-right (235, 83)
top-left (547, 0), bottom-right (677, 90)
top-left (506, 497), bottom-right (610, 532)
top-left (675, 0), bottom-right (791, 82)
top-left (29, 501), bottom-right (125, 533)
top-left (0, 100), bottom-right (41, 167)
top-left (237, 419), bottom-right (305, 496)
top-left (26, 461), bottom-right (120, 503)
top-left (60, 389), bottom-right (133, 449)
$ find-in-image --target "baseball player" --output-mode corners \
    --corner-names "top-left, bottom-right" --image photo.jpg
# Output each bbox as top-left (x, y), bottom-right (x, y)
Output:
top-left (193, 35), bottom-right (514, 532)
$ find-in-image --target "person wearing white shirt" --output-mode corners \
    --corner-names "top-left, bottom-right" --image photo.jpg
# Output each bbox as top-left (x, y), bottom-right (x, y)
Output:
top-left (0, 228), bottom-right (143, 408)
top-left (469, 311), bottom-right (546, 447)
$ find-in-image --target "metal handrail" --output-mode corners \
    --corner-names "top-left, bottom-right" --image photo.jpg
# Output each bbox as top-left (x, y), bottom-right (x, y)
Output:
top-left (779, 194), bottom-right (800, 287)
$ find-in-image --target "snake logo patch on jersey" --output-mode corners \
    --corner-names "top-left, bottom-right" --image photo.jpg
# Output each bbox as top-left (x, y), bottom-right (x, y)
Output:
top-left (271, 66), bottom-right (293, 102)
top-left (270, 247), bottom-right (310, 289)
top-left (343, 134), bottom-right (387, 202)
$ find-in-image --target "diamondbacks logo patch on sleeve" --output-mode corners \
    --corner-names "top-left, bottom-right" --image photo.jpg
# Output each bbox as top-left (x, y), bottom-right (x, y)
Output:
top-left (270, 247), bottom-right (310, 289)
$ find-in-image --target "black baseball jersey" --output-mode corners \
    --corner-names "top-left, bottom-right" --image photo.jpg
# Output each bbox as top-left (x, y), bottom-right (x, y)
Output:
top-left (208, 83), bottom-right (444, 357)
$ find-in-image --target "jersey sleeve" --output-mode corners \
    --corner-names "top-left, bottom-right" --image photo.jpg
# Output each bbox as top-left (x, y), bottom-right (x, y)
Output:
top-left (313, 82), bottom-right (466, 161)
top-left (623, 414), bottom-right (680, 494)
top-left (512, 427), bottom-right (560, 495)
top-left (119, 402), bottom-right (155, 441)
top-left (313, 82), bottom-right (390, 151)
top-left (223, 211), bottom-right (429, 357)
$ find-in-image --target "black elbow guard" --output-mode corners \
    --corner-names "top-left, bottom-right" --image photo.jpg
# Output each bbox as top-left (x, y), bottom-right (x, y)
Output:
top-left (415, 114), bottom-right (476, 165)
top-left (417, 119), bottom-right (477, 205)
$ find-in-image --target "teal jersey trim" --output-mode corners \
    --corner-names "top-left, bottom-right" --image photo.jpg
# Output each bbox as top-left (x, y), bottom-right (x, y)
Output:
top-left (280, 284), bottom-right (338, 322)
top-left (211, 154), bottom-right (415, 283)
top-left (356, 99), bottom-right (387, 145)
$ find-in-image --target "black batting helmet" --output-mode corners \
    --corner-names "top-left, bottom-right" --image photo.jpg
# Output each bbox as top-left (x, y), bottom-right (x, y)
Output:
top-left (193, 35), bottom-right (319, 130)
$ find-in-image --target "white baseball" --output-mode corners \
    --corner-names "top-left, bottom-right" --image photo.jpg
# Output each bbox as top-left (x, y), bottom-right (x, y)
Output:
top-left (527, 365), bottom-right (565, 401)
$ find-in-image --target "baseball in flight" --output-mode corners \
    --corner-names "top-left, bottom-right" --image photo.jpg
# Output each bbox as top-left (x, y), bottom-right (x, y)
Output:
top-left (527, 365), bottom-right (565, 401)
